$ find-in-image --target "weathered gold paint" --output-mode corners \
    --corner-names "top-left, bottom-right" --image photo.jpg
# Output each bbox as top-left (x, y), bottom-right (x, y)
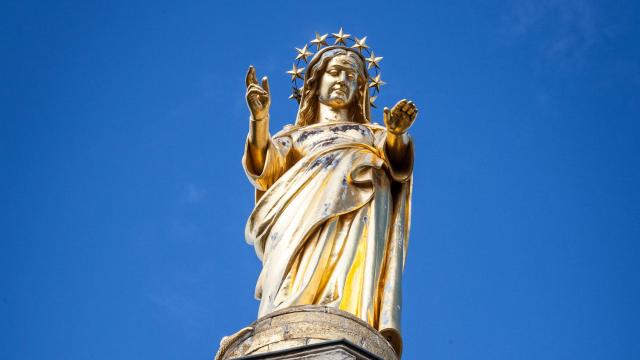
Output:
top-left (242, 41), bottom-right (418, 356)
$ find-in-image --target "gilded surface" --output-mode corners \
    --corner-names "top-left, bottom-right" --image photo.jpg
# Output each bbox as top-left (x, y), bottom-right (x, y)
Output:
top-left (219, 306), bottom-right (399, 360)
top-left (242, 33), bottom-right (418, 355)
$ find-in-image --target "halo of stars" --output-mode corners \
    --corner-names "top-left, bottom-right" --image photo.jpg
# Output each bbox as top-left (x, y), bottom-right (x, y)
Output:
top-left (287, 28), bottom-right (384, 108)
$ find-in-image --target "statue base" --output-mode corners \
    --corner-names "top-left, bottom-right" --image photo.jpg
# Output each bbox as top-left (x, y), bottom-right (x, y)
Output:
top-left (215, 305), bottom-right (398, 360)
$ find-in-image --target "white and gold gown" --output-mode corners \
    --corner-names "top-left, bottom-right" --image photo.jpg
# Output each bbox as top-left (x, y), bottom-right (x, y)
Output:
top-left (242, 121), bottom-right (412, 353)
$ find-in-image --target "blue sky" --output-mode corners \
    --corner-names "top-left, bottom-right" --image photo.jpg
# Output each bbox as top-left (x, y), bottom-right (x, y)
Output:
top-left (2, 0), bottom-right (639, 359)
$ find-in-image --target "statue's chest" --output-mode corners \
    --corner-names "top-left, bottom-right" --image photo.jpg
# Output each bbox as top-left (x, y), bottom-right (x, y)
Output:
top-left (292, 124), bottom-right (375, 155)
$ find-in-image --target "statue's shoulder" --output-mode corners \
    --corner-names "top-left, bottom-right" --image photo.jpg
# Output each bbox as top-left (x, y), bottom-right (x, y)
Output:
top-left (273, 124), bottom-right (297, 139)
top-left (364, 122), bottom-right (387, 133)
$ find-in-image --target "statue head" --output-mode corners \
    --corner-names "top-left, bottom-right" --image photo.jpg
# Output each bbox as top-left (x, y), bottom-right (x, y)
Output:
top-left (296, 47), bottom-right (370, 126)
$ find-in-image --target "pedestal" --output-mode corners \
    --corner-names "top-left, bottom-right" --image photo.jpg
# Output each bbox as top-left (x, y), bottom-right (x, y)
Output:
top-left (215, 306), bottom-right (399, 360)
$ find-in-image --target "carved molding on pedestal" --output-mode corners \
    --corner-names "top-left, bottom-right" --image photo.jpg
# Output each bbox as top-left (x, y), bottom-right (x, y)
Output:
top-left (216, 306), bottom-right (398, 360)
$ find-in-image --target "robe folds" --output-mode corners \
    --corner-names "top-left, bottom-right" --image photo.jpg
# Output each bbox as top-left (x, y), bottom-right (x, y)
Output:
top-left (242, 121), bottom-right (412, 355)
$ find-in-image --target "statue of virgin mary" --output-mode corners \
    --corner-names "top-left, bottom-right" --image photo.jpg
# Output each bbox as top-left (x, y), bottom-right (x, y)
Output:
top-left (242, 44), bottom-right (418, 354)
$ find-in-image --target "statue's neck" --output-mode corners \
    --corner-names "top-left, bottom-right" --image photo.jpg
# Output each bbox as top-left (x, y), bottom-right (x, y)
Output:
top-left (318, 103), bottom-right (349, 123)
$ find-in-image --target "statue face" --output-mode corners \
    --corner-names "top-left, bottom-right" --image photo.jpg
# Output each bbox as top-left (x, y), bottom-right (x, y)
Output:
top-left (318, 54), bottom-right (359, 109)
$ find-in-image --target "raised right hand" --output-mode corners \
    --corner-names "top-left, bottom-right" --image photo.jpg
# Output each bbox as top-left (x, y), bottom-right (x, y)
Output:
top-left (245, 66), bottom-right (271, 120)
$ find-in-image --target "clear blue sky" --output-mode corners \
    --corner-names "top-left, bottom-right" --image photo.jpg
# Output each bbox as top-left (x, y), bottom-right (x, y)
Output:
top-left (2, 1), bottom-right (639, 359)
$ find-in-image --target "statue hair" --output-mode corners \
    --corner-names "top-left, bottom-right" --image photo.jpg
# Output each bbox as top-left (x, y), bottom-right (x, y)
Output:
top-left (296, 48), bottom-right (370, 126)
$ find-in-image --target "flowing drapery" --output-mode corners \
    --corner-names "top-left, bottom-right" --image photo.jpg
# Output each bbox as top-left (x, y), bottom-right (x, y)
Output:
top-left (242, 122), bottom-right (412, 354)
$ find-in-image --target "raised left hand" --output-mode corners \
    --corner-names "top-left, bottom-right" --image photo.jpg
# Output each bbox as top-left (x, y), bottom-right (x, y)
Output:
top-left (383, 99), bottom-right (418, 135)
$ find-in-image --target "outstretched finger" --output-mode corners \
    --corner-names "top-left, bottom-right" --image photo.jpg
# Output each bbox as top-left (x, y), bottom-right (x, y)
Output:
top-left (261, 76), bottom-right (270, 94)
top-left (246, 66), bottom-right (260, 87)
top-left (395, 99), bottom-right (407, 110)
top-left (251, 67), bottom-right (260, 85)
top-left (402, 101), bottom-right (414, 112)
top-left (245, 66), bottom-right (253, 87)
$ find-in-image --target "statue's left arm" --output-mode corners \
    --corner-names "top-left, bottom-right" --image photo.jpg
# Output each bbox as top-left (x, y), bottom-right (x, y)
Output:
top-left (383, 99), bottom-right (418, 181)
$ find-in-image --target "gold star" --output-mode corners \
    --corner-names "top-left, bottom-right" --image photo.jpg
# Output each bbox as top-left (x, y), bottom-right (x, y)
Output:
top-left (295, 44), bottom-right (313, 62)
top-left (310, 32), bottom-right (329, 50)
top-left (369, 73), bottom-right (385, 91)
top-left (331, 27), bottom-right (351, 45)
top-left (369, 95), bottom-right (377, 108)
top-left (289, 87), bottom-right (302, 102)
top-left (286, 64), bottom-right (304, 81)
top-left (351, 36), bottom-right (369, 52)
top-left (366, 51), bottom-right (383, 70)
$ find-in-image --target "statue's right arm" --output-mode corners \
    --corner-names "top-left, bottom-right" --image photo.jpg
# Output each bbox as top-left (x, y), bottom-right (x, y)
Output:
top-left (245, 66), bottom-right (272, 175)
top-left (246, 115), bottom-right (270, 175)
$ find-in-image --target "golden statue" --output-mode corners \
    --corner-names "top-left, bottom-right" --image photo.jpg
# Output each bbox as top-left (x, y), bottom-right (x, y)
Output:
top-left (242, 30), bottom-right (418, 354)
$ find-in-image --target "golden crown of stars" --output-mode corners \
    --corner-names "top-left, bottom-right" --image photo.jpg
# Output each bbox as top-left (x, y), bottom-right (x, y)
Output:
top-left (287, 28), bottom-right (384, 108)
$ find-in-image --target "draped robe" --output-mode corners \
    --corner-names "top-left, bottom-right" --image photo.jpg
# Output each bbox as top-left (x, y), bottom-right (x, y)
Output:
top-left (242, 121), bottom-right (412, 354)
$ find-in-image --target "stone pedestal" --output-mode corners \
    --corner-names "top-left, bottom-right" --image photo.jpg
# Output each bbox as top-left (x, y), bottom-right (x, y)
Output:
top-left (216, 306), bottom-right (398, 360)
